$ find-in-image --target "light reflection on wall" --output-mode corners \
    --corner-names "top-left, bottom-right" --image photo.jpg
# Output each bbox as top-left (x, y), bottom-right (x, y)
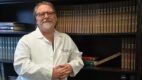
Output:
top-left (16, 9), bottom-right (36, 25)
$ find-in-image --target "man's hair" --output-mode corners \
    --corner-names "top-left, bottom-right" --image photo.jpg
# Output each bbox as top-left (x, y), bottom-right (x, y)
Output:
top-left (33, 1), bottom-right (56, 19)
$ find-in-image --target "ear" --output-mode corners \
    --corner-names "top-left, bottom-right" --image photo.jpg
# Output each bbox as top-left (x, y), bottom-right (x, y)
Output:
top-left (33, 12), bottom-right (37, 21)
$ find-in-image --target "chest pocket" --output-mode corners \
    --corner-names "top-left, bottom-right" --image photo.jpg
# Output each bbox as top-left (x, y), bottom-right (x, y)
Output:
top-left (60, 49), bottom-right (71, 62)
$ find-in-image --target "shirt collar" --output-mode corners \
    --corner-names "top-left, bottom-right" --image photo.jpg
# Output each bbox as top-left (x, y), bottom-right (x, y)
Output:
top-left (35, 27), bottom-right (62, 39)
top-left (35, 27), bottom-right (44, 39)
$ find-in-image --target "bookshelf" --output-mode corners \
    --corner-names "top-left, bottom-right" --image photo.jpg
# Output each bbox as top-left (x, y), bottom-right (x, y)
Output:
top-left (0, 0), bottom-right (141, 80)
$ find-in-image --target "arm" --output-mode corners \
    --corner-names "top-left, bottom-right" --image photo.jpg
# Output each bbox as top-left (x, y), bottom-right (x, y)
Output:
top-left (53, 34), bottom-right (84, 79)
top-left (13, 37), bottom-right (53, 80)
top-left (68, 38), bottom-right (84, 77)
top-left (68, 47), bottom-right (84, 77)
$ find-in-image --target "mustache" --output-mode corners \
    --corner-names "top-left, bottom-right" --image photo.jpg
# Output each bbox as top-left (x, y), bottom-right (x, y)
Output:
top-left (41, 18), bottom-right (53, 23)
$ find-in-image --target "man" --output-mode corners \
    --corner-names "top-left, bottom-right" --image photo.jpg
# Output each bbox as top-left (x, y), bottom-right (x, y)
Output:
top-left (14, 1), bottom-right (84, 80)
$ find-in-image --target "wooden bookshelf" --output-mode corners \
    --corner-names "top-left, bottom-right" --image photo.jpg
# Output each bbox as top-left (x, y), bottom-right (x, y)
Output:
top-left (83, 66), bottom-right (135, 73)
top-left (0, 31), bottom-right (29, 35)
top-left (0, 0), bottom-right (142, 80)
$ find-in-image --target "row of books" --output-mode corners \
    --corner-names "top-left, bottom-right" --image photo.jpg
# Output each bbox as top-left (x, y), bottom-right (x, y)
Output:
top-left (120, 74), bottom-right (135, 80)
top-left (0, 34), bottom-right (138, 71)
top-left (82, 56), bottom-right (96, 67)
top-left (82, 52), bottom-right (121, 67)
top-left (0, 36), bottom-right (136, 69)
top-left (0, 22), bottom-right (35, 32)
top-left (55, 0), bottom-right (137, 33)
top-left (82, 37), bottom-right (136, 71)
top-left (0, 36), bottom-right (21, 61)
top-left (121, 37), bottom-right (136, 71)
top-left (8, 76), bottom-right (17, 80)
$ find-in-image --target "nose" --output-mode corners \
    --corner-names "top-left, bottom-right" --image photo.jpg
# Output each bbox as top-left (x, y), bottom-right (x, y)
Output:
top-left (44, 13), bottom-right (49, 18)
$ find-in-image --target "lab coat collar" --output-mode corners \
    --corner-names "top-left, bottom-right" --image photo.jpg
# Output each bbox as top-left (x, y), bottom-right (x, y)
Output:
top-left (35, 27), bottom-right (62, 39)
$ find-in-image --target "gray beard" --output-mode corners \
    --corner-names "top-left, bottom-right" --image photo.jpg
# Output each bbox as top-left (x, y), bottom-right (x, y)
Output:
top-left (42, 24), bottom-right (53, 30)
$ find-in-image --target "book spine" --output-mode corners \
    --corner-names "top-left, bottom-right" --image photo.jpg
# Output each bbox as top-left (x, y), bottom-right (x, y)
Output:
top-left (83, 60), bottom-right (96, 67)
top-left (0, 26), bottom-right (13, 30)
top-left (82, 56), bottom-right (96, 61)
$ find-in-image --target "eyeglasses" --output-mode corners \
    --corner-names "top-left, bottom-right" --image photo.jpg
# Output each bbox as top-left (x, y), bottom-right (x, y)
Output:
top-left (36, 12), bottom-right (56, 17)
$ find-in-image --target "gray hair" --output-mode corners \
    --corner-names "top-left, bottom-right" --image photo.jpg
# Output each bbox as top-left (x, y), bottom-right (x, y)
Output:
top-left (33, 1), bottom-right (56, 19)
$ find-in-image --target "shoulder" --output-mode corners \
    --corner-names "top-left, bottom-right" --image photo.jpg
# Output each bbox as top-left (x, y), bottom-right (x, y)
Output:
top-left (19, 30), bottom-right (36, 42)
top-left (55, 30), bottom-right (72, 40)
top-left (55, 30), bottom-right (75, 46)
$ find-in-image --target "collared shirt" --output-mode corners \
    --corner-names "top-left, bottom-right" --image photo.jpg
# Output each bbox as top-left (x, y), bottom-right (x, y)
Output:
top-left (14, 27), bottom-right (84, 80)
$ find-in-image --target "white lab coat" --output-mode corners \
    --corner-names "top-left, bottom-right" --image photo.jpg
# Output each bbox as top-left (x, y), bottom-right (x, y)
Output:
top-left (14, 27), bottom-right (84, 80)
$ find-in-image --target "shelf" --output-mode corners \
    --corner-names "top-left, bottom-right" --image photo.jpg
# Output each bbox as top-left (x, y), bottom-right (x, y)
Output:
top-left (0, 59), bottom-right (134, 73)
top-left (0, 0), bottom-right (125, 5)
top-left (0, 59), bottom-right (13, 63)
top-left (83, 66), bottom-right (135, 73)
top-left (0, 60), bottom-right (135, 73)
top-left (0, 0), bottom-right (140, 80)
top-left (0, 31), bottom-right (29, 35)
top-left (52, 0), bottom-right (124, 5)
top-left (68, 33), bottom-right (136, 37)
top-left (0, 0), bottom-right (40, 4)
top-left (0, 31), bottom-right (136, 36)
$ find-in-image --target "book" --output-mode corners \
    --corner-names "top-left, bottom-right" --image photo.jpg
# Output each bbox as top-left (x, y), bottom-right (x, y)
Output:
top-left (94, 52), bottom-right (121, 66)
top-left (0, 22), bottom-right (15, 30)
top-left (8, 76), bottom-right (17, 80)
top-left (13, 23), bottom-right (35, 31)
top-left (82, 56), bottom-right (96, 61)
top-left (0, 22), bottom-right (35, 32)
top-left (83, 60), bottom-right (97, 67)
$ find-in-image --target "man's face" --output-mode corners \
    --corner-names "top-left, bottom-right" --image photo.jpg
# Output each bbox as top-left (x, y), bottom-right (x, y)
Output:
top-left (35, 4), bottom-right (57, 30)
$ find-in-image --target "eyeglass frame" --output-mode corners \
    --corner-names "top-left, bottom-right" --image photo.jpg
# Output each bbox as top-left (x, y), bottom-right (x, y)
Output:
top-left (35, 11), bottom-right (56, 17)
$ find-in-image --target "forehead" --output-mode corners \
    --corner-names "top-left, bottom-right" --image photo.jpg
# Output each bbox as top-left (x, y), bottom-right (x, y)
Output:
top-left (36, 4), bottom-right (54, 13)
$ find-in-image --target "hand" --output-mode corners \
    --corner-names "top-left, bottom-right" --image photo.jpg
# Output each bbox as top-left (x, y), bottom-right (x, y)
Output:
top-left (52, 64), bottom-right (73, 80)
top-left (58, 64), bottom-right (73, 79)
top-left (52, 65), bottom-right (64, 80)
